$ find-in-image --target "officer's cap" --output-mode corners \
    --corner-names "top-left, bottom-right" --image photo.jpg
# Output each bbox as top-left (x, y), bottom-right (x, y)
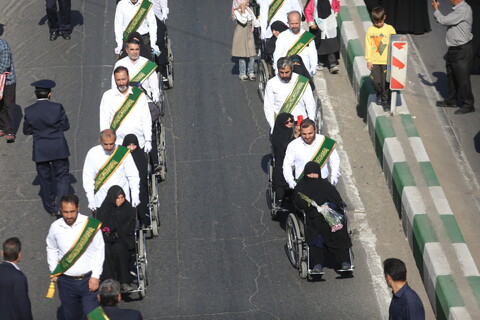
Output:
top-left (31, 79), bottom-right (56, 90)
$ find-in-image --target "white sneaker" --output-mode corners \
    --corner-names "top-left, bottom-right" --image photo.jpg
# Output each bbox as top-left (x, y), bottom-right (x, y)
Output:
top-left (329, 65), bottom-right (339, 74)
top-left (248, 73), bottom-right (256, 81)
top-left (239, 74), bottom-right (248, 81)
top-left (316, 64), bottom-right (324, 71)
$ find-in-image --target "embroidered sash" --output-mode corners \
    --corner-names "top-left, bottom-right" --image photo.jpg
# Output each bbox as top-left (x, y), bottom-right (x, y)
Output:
top-left (276, 75), bottom-right (309, 117)
top-left (94, 146), bottom-right (130, 194)
top-left (130, 60), bottom-right (157, 84)
top-left (296, 136), bottom-right (337, 182)
top-left (110, 87), bottom-right (143, 132)
top-left (123, 0), bottom-right (153, 41)
top-left (286, 32), bottom-right (315, 56)
top-left (87, 306), bottom-right (110, 320)
top-left (267, 0), bottom-right (285, 26)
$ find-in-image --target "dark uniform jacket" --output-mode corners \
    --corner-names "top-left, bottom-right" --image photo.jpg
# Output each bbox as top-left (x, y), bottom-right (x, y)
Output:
top-left (103, 306), bottom-right (143, 319)
top-left (0, 262), bottom-right (33, 320)
top-left (23, 99), bottom-right (70, 163)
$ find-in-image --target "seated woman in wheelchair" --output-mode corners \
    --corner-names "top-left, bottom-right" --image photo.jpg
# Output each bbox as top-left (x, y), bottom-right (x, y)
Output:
top-left (294, 161), bottom-right (352, 273)
top-left (271, 112), bottom-right (299, 208)
top-left (265, 21), bottom-right (289, 60)
top-left (96, 185), bottom-right (137, 292)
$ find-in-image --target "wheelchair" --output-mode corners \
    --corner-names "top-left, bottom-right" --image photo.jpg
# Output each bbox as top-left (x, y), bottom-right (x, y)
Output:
top-left (267, 154), bottom-right (291, 220)
top-left (127, 218), bottom-right (148, 298)
top-left (285, 204), bottom-right (355, 280)
top-left (161, 24), bottom-right (174, 89)
top-left (145, 159), bottom-right (161, 237)
top-left (254, 29), bottom-right (275, 102)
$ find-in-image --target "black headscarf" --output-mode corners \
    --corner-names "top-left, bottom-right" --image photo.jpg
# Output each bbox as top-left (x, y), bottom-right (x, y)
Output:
top-left (271, 113), bottom-right (295, 161)
top-left (96, 185), bottom-right (136, 250)
top-left (119, 31), bottom-right (152, 61)
top-left (317, 0), bottom-right (332, 19)
top-left (270, 20), bottom-right (289, 33)
top-left (290, 54), bottom-right (315, 91)
top-left (122, 134), bottom-right (148, 181)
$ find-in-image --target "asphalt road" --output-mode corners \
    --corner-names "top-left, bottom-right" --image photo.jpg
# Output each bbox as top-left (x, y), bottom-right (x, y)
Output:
top-left (0, 0), bottom-right (436, 319)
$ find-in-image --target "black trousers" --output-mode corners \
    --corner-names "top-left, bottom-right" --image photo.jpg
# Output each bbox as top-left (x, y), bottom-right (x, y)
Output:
top-left (0, 83), bottom-right (16, 134)
top-left (46, 0), bottom-right (71, 33)
top-left (155, 17), bottom-right (168, 77)
top-left (36, 158), bottom-right (70, 213)
top-left (57, 274), bottom-right (98, 320)
top-left (370, 64), bottom-right (390, 102)
top-left (102, 241), bottom-right (131, 283)
top-left (446, 41), bottom-right (475, 109)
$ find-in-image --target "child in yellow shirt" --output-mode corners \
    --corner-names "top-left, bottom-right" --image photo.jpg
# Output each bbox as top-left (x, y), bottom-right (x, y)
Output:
top-left (365, 7), bottom-right (396, 110)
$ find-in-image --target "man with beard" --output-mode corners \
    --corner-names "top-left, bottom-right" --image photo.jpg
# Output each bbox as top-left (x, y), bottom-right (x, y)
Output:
top-left (82, 129), bottom-right (140, 211)
top-left (273, 11), bottom-right (318, 75)
top-left (101, 66), bottom-right (152, 154)
top-left (264, 57), bottom-right (316, 132)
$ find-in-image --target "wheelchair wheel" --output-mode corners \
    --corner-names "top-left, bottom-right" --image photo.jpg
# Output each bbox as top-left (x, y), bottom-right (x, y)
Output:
top-left (148, 172), bottom-right (160, 237)
top-left (316, 97), bottom-right (323, 134)
top-left (164, 36), bottom-right (174, 89)
top-left (299, 260), bottom-right (308, 279)
top-left (257, 60), bottom-right (269, 102)
top-left (156, 119), bottom-right (167, 181)
top-left (137, 228), bottom-right (148, 298)
top-left (267, 156), bottom-right (279, 220)
top-left (286, 213), bottom-right (302, 269)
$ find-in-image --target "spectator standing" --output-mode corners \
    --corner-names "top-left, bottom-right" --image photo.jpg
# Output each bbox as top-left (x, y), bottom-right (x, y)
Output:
top-left (0, 38), bottom-right (16, 142)
top-left (383, 258), bottom-right (425, 320)
top-left (381, 0), bottom-right (431, 35)
top-left (46, 0), bottom-right (72, 40)
top-left (432, 0), bottom-right (475, 114)
top-left (465, 0), bottom-right (480, 73)
top-left (365, 6), bottom-right (396, 111)
top-left (0, 237), bottom-right (33, 320)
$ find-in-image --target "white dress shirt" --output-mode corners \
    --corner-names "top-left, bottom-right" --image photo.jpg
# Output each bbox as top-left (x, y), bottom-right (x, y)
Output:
top-left (259, 0), bottom-right (302, 39)
top-left (273, 29), bottom-right (318, 75)
top-left (152, 0), bottom-right (169, 21)
top-left (46, 213), bottom-right (105, 279)
top-left (283, 134), bottom-right (340, 189)
top-left (83, 145), bottom-right (140, 208)
top-left (113, 56), bottom-right (160, 103)
top-left (264, 72), bottom-right (316, 132)
top-left (115, 0), bottom-right (158, 48)
top-left (99, 86), bottom-right (152, 148)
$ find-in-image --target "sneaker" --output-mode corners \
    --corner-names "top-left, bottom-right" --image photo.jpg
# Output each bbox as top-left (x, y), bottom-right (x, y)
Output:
top-left (329, 65), bottom-right (339, 74)
top-left (248, 73), bottom-right (256, 81)
top-left (239, 74), bottom-right (248, 81)
top-left (316, 63), bottom-right (324, 71)
top-left (6, 134), bottom-right (15, 143)
top-left (312, 264), bottom-right (323, 273)
top-left (341, 262), bottom-right (351, 270)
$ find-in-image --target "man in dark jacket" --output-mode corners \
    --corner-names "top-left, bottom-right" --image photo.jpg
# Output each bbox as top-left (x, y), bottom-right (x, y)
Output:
top-left (23, 79), bottom-right (71, 216)
top-left (0, 237), bottom-right (33, 320)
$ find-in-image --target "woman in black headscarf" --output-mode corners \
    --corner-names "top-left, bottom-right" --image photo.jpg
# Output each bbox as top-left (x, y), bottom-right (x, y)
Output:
top-left (271, 112), bottom-right (297, 208)
top-left (96, 185), bottom-right (136, 291)
top-left (122, 134), bottom-right (150, 227)
top-left (119, 31), bottom-right (153, 61)
top-left (290, 54), bottom-right (316, 91)
top-left (294, 161), bottom-right (352, 272)
top-left (265, 20), bottom-right (289, 58)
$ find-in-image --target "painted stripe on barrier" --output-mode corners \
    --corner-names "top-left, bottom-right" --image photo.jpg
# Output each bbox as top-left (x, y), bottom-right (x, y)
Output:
top-left (353, 56), bottom-right (370, 99)
top-left (392, 162), bottom-right (415, 213)
top-left (440, 216), bottom-right (465, 243)
top-left (357, 5), bottom-right (370, 22)
top-left (436, 275), bottom-right (464, 320)
top-left (452, 243), bottom-right (479, 276)
top-left (423, 243), bottom-right (451, 312)
top-left (337, 6), bottom-right (352, 30)
top-left (419, 162), bottom-right (440, 186)
top-left (466, 276), bottom-right (480, 308)
top-left (383, 137), bottom-right (406, 172)
top-left (401, 186), bottom-right (425, 248)
top-left (375, 116), bottom-right (395, 163)
top-left (362, 21), bottom-right (372, 34)
top-left (346, 39), bottom-right (363, 83)
top-left (400, 114), bottom-right (419, 137)
top-left (408, 137), bottom-right (429, 162)
top-left (352, 0), bottom-right (364, 6)
top-left (429, 186), bottom-right (453, 216)
top-left (448, 307), bottom-right (472, 320)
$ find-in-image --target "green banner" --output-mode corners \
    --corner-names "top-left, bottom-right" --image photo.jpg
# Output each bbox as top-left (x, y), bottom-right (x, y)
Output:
top-left (123, 0), bottom-right (153, 42)
top-left (51, 217), bottom-right (102, 277)
top-left (296, 136), bottom-right (337, 182)
top-left (87, 306), bottom-right (110, 320)
top-left (94, 146), bottom-right (130, 194)
top-left (277, 75), bottom-right (309, 116)
top-left (287, 32), bottom-right (315, 57)
top-left (267, 0), bottom-right (285, 26)
top-left (130, 60), bottom-right (157, 84)
top-left (110, 87), bottom-right (143, 132)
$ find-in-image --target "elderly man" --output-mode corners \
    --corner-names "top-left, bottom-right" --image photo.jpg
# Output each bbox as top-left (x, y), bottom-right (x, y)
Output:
top-left (82, 129), bottom-right (140, 211)
top-left (101, 66), bottom-right (152, 151)
top-left (432, 0), bottom-right (475, 114)
top-left (264, 57), bottom-right (316, 132)
top-left (258, 0), bottom-right (302, 39)
top-left (115, 0), bottom-right (159, 55)
top-left (273, 11), bottom-right (318, 75)
top-left (283, 119), bottom-right (340, 188)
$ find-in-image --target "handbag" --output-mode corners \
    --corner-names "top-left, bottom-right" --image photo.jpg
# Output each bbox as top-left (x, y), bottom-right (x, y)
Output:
top-left (0, 72), bottom-right (9, 100)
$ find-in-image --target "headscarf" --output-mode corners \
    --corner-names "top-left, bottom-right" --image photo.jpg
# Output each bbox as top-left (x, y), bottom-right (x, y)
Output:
top-left (271, 113), bottom-right (295, 159)
top-left (270, 20), bottom-right (289, 33)
top-left (122, 134), bottom-right (148, 181)
top-left (317, 0), bottom-right (333, 19)
top-left (289, 54), bottom-right (315, 91)
top-left (231, 0), bottom-right (248, 20)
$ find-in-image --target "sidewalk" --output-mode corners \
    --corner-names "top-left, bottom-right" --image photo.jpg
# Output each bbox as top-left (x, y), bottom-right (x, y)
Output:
top-left (334, 0), bottom-right (480, 318)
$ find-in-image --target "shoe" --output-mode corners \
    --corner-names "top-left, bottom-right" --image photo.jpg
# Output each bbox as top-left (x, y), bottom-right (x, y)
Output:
top-left (0, 130), bottom-right (5, 137)
top-left (239, 74), bottom-right (248, 81)
top-left (248, 73), bottom-right (256, 81)
top-left (6, 134), bottom-right (15, 143)
top-left (61, 33), bottom-right (71, 40)
top-left (316, 63), bottom-right (324, 71)
top-left (121, 283), bottom-right (135, 292)
top-left (341, 262), bottom-right (351, 270)
top-left (436, 100), bottom-right (456, 108)
top-left (454, 107), bottom-right (475, 115)
top-left (329, 65), bottom-right (339, 74)
top-left (49, 32), bottom-right (58, 41)
top-left (376, 97), bottom-right (382, 105)
top-left (312, 264), bottom-right (323, 273)
top-left (383, 105), bottom-right (391, 112)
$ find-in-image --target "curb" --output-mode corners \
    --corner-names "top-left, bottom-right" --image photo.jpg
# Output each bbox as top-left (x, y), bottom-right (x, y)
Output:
top-left (336, 3), bottom-right (480, 319)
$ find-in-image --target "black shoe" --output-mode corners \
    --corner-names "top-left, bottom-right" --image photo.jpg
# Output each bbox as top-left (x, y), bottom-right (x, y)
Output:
top-left (312, 264), bottom-right (323, 273)
top-left (341, 262), bottom-right (351, 270)
top-left (61, 33), bottom-right (71, 40)
top-left (376, 97), bottom-right (382, 105)
top-left (436, 100), bottom-right (456, 108)
top-left (454, 107), bottom-right (475, 115)
top-left (50, 32), bottom-right (58, 41)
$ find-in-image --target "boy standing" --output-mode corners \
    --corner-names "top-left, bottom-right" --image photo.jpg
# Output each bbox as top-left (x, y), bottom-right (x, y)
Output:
top-left (365, 7), bottom-right (396, 111)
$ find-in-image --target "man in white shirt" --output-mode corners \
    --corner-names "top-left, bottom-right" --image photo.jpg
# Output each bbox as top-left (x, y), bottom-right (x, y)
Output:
top-left (114, 0), bottom-right (159, 54)
top-left (102, 66), bottom-right (152, 149)
top-left (264, 57), bottom-right (316, 132)
top-left (283, 119), bottom-right (340, 188)
top-left (273, 11), bottom-right (318, 75)
top-left (258, 0), bottom-right (302, 39)
top-left (46, 194), bottom-right (105, 320)
top-left (83, 129), bottom-right (140, 210)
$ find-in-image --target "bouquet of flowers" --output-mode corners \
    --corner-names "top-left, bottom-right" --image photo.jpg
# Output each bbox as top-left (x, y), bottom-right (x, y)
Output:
top-left (298, 192), bottom-right (344, 232)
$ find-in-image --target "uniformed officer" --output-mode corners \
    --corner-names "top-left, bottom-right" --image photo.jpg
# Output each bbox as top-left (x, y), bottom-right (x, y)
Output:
top-left (23, 80), bottom-right (71, 216)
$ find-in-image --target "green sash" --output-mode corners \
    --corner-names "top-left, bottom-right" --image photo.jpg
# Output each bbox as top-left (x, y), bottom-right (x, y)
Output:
top-left (296, 136), bottom-right (337, 182)
top-left (130, 60), bottom-right (157, 84)
top-left (122, 0), bottom-right (153, 41)
top-left (87, 306), bottom-right (110, 320)
top-left (276, 75), bottom-right (309, 117)
top-left (267, 0), bottom-right (285, 26)
top-left (110, 87), bottom-right (143, 132)
top-left (50, 217), bottom-right (102, 277)
top-left (286, 32), bottom-right (315, 57)
top-left (94, 146), bottom-right (130, 194)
